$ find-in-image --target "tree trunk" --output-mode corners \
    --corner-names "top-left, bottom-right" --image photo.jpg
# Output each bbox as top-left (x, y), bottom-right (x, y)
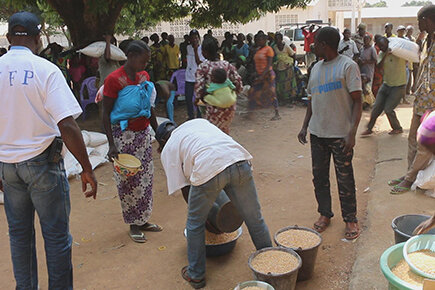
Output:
top-left (46, 0), bottom-right (125, 48)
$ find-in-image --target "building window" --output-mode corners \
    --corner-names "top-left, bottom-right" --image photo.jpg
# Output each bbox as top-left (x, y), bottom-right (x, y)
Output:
top-left (328, 0), bottom-right (352, 8)
top-left (275, 14), bottom-right (298, 31)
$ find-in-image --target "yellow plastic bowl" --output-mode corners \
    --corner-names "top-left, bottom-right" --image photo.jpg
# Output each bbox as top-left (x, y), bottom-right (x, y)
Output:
top-left (113, 153), bottom-right (143, 177)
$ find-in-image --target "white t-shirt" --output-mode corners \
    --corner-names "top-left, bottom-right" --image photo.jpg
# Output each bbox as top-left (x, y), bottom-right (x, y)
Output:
top-left (338, 39), bottom-right (359, 58)
top-left (0, 46), bottom-right (82, 163)
top-left (185, 45), bottom-right (205, 82)
top-left (307, 55), bottom-right (362, 138)
top-left (160, 119), bottom-right (252, 195)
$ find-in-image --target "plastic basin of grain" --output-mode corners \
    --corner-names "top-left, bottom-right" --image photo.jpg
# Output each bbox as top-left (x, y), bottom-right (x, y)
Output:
top-left (380, 242), bottom-right (432, 290)
top-left (274, 226), bottom-right (322, 281)
top-left (234, 280), bottom-right (275, 290)
top-left (183, 227), bottom-right (243, 257)
top-left (248, 247), bottom-right (301, 290)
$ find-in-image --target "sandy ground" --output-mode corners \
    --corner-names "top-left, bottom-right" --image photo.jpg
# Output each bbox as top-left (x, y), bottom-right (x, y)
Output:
top-left (1, 100), bottom-right (417, 290)
top-left (350, 106), bottom-right (435, 290)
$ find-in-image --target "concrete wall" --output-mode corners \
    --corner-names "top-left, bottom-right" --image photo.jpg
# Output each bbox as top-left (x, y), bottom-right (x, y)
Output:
top-left (343, 17), bottom-right (419, 36)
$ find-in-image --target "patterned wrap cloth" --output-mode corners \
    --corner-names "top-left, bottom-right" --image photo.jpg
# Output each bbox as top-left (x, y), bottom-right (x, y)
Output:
top-left (112, 125), bottom-right (154, 225)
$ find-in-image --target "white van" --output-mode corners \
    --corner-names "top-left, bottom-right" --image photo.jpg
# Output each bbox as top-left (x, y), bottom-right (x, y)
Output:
top-left (278, 20), bottom-right (330, 65)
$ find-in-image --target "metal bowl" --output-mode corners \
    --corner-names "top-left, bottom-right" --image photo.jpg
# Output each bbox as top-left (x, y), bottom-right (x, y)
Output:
top-left (183, 227), bottom-right (243, 257)
top-left (234, 280), bottom-right (275, 290)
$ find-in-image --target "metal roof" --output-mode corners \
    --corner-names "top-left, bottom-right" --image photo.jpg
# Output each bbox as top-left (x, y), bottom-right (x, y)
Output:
top-left (343, 6), bottom-right (421, 19)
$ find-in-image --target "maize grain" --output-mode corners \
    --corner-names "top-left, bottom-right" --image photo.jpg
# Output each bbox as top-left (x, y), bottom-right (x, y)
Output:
top-left (407, 249), bottom-right (435, 276)
top-left (251, 250), bottom-right (299, 275)
top-left (276, 229), bottom-right (321, 249)
top-left (205, 230), bottom-right (238, 245)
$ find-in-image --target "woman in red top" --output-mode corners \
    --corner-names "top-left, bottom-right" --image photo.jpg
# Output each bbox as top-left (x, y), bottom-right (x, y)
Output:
top-left (248, 33), bottom-right (280, 120)
top-left (102, 40), bottom-right (161, 243)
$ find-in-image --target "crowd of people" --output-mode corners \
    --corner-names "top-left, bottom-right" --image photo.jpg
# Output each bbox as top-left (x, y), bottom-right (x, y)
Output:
top-left (0, 4), bottom-right (434, 290)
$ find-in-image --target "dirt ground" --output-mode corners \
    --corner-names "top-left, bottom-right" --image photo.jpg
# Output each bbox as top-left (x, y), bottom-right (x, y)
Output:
top-left (1, 101), bottom-right (381, 290)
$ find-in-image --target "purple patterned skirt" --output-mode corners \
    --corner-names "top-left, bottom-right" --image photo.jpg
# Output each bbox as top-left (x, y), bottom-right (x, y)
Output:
top-left (112, 125), bottom-right (153, 225)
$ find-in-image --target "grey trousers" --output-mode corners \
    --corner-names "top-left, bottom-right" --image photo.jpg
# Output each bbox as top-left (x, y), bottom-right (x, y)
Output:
top-left (367, 83), bottom-right (405, 131)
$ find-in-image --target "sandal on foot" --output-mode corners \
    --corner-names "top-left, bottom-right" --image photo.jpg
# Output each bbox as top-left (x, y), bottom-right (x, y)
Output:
top-left (388, 129), bottom-right (403, 135)
top-left (129, 230), bottom-right (147, 243)
top-left (181, 266), bottom-right (206, 289)
top-left (313, 218), bottom-right (330, 233)
top-left (344, 228), bottom-right (360, 240)
top-left (390, 185), bottom-right (411, 195)
top-left (139, 222), bottom-right (163, 232)
top-left (388, 178), bottom-right (404, 186)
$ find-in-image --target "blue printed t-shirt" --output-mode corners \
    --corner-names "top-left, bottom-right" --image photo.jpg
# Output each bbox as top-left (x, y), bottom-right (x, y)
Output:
top-left (307, 55), bottom-right (362, 138)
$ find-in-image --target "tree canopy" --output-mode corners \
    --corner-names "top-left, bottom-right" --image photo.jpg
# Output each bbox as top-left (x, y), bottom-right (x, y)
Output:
top-left (1, 0), bottom-right (310, 47)
top-left (402, 0), bottom-right (433, 6)
top-left (364, 1), bottom-right (387, 7)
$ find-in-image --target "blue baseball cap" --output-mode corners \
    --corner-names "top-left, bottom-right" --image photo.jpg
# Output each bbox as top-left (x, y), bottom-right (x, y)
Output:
top-left (155, 121), bottom-right (177, 149)
top-left (8, 11), bottom-right (41, 36)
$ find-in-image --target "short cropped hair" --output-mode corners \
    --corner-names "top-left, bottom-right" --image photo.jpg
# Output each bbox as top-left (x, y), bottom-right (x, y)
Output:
top-left (418, 4), bottom-right (435, 22)
top-left (315, 27), bottom-right (340, 50)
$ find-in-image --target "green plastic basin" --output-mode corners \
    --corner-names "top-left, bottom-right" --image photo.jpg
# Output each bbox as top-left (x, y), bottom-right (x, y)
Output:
top-left (380, 242), bottom-right (422, 290)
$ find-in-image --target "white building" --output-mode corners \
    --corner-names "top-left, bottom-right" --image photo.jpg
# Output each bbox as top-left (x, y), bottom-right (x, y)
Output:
top-left (343, 7), bottom-right (421, 36)
top-left (143, 0), bottom-right (361, 39)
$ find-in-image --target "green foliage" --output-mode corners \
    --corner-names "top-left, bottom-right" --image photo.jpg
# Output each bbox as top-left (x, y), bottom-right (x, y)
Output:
top-left (402, 0), bottom-right (433, 6)
top-left (364, 0), bottom-right (387, 7)
top-left (1, 0), bottom-right (310, 44)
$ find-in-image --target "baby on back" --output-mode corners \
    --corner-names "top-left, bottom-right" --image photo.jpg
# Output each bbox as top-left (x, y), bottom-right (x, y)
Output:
top-left (203, 68), bottom-right (237, 108)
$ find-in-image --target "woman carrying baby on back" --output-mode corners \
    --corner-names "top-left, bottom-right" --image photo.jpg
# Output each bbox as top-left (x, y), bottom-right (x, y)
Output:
top-left (195, 37), bottom-right (243, 134)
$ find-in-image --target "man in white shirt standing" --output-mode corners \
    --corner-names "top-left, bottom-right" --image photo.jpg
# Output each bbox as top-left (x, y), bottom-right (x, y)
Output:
top-left (185, 29), bottom-right (205, 120)
top-left (156, 119), bottom-right (272, 289)
top-left (338, 28), bottom-right (360, 60)
top-left (0, 12), bottom-right (97, 289)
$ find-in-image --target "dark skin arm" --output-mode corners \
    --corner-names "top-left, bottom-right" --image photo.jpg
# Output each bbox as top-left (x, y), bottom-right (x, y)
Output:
top-left (344, 90), bottom-right (362, 153)
top-left (192, 42), bottom-right (202, 65)
top-left (58, 117), bottom-right (97, 199)
top-left (103, 35), bottom-right (112, 62)
top-left (256, 56), bottom-right (273, 82)
top-left (103, 95), bottom-right (158, 160)
top-left (297, 101), bottom-right (313, 145)
top-left (102, 96), bottom-right (118, 160)
top-left (377, 50), bottom-right (390, 69)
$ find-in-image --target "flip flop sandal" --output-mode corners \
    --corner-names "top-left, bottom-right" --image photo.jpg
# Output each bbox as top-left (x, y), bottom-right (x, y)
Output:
top-left (139, 223), bottom-right (163, 232)
top-left (344, 228), bottom-right (360, 240)
top-left (388, 178), bottom-right (404, 186)
top-left (129, 230), bottom-right (147, 243)
top-left (313, 221), bottom-right (330, 233)
top-left (390, 185), bottom-right (411, 195)
top-left (181, 266), bottom-right (206, 289)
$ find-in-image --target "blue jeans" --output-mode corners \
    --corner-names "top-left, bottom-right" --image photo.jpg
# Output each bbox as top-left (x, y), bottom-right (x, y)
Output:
top-left (185, 81), bottom-right (201, 119)
top-left (186, 160), bottom-right (272, 280)
top-left (0, 149), bottom-right (73, 290)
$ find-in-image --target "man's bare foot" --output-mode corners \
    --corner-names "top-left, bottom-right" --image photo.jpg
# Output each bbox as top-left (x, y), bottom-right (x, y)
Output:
top-left (313, 216), bottom-right (330, 233)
